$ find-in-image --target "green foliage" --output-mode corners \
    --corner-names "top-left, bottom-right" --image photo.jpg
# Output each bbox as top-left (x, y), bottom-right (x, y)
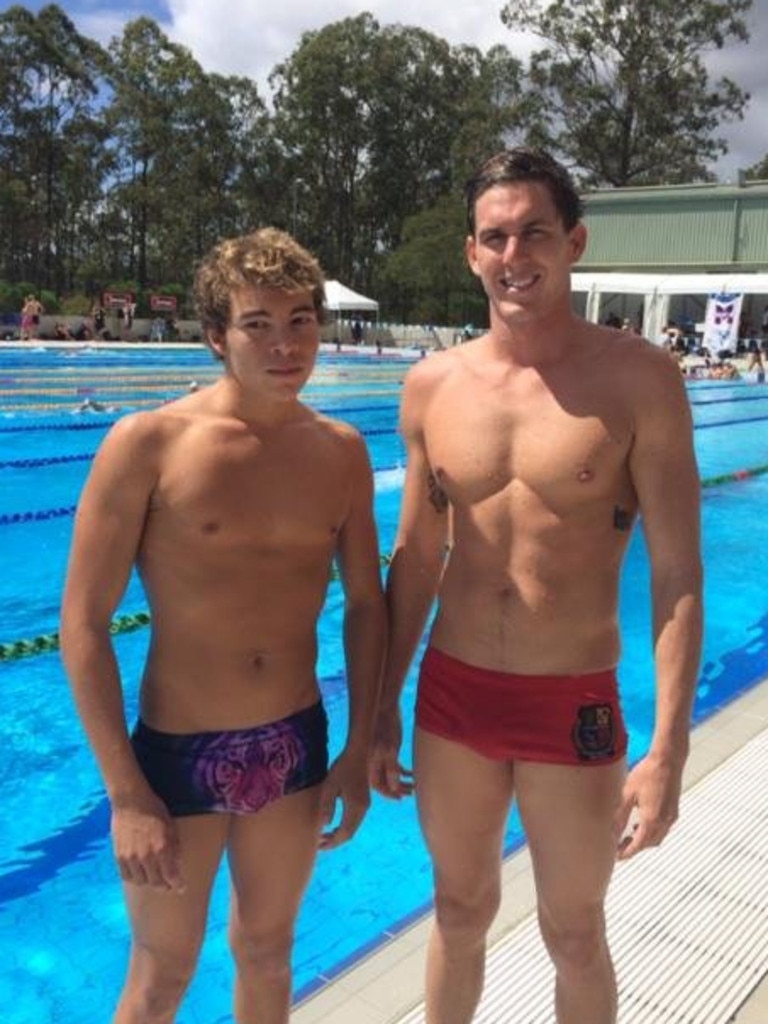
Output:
top-left (0, 280), bottom-right (57, 313)
top-left (746, 155), bottom-right (768, 180)
top-left (0, 4), bottom-right (111, 292)
top-left (0, 280), bottom-right (34, 314)
top-left (501, 0), bottom-right (752, 186)
top-left (39, 288), bottom-right (58, 313)
top-left (60, 293), bottom-right (91, 315)
top-left (269, 14), bottom-right (529, 292)
top-left (379, 195), bottom-right (485, 325)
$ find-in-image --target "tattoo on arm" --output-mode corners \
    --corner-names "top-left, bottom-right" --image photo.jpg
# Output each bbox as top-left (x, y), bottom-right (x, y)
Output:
top-left (427, 471), bottom-right (448, 514)
top-left (613, 505), bottom-right (632, 531)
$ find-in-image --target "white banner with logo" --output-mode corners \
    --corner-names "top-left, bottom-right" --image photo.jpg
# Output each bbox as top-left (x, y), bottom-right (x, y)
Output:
top-left (703, 292), bottom-right (743, 352)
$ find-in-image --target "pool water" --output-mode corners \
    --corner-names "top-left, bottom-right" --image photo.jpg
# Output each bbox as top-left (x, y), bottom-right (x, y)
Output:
top-left (2, 347), bottom-right (768, 1023)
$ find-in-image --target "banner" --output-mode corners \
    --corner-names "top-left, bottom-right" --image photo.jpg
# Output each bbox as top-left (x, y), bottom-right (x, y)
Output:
top-left (703, 292), bottom-right (743, 353)
top-left (102, 291), bottom-right (133, 309)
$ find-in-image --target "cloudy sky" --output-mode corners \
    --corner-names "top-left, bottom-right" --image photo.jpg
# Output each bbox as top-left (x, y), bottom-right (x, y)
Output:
top-left (14, 0), bottom-right (768, 179)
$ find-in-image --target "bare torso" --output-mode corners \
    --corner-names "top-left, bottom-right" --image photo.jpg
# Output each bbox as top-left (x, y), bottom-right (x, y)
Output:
top-left (135, 393), bottom-right (358, 731)
top-left (422, 330), bottom-right (642, 674)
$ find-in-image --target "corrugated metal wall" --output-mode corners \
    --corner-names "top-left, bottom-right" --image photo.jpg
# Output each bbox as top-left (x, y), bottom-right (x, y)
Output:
top-left (582, 183), bottom-right (768, 271)
top-left (738, 197), bottom-right (768, 264)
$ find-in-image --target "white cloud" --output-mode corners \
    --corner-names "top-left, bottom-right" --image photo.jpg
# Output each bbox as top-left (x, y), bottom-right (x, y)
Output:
top-left (704, 0), bottom-right (768, 176)
top-left (165, 0), bottom-right (533, 93)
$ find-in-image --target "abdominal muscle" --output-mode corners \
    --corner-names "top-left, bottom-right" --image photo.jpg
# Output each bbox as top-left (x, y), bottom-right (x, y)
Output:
top-left (429, 530), bottom-right (626, 676)
top-left (136, 560), bottom-right (329, 733)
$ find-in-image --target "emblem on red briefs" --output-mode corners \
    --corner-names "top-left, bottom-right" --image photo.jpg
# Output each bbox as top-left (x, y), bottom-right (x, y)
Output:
top-left (572, 703), bottom-right (616, 760)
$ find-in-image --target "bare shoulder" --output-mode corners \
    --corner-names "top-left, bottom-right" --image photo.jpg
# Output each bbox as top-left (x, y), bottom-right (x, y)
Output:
top-left (307, 413), bottom-right (375, 500)
top-left (93, 402), bottom-right (200, 480)
top-left (310, 410), bottom-right (369, 459)
top-left (403, 347), bottom-right (462, 393)
top-left (100, 402), bottom-right (185, 451)
top-left (399, 348), bottom-right (466, 420)
top-left (593, 328), bottom-right (687, 406)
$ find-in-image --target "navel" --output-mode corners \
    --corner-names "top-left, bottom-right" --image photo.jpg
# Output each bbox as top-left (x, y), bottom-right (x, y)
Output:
top-left (201, 520), bottom-right (220, 534)
top-left (576, 466), bottom-right (594, 483)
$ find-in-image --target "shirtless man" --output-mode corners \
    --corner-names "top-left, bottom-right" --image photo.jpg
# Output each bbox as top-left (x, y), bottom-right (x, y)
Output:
top-left (60, 227), bottom-right (387, 1024)
top-left (370, 149), bottom-right (702, 1024)
top-left (20, 293), bottom-right (44, 340)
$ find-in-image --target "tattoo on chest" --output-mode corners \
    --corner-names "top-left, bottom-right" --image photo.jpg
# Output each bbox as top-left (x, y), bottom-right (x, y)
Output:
top-left (613, 505), bottom-right (632, 531)
top-left (427, 471), bottom-right (449, 514)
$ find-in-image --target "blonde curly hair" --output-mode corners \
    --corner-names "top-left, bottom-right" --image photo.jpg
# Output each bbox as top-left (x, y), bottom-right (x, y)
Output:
top-left (194, 228), bottom-right (325, 356)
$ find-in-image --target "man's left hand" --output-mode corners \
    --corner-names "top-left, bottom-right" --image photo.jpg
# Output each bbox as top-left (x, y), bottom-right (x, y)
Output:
top-left (614, 752), bottom-right (684, 860)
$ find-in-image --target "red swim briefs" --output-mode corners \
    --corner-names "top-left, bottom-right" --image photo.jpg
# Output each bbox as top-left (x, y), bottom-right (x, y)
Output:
top-left (415, 646), bottom-right (628, 766)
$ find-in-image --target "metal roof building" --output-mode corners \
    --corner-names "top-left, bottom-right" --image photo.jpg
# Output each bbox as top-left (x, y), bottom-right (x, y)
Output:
top-left (575, 178), bottom-right (768, 339)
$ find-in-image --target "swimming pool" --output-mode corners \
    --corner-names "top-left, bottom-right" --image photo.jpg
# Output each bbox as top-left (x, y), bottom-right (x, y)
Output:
top-left (2, 345), bottom-right (768, 1023)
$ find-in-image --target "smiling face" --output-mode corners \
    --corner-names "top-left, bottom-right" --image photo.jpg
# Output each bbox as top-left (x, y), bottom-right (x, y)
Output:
top-left (465, 181), bottom-right (587, 330)
top-left (209, 285), bottom-right (321, 401)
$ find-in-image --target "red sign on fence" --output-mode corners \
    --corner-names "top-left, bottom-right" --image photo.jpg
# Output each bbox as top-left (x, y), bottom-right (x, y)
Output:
top-left (102, 291), bottom-right (133, 309)
top-left (150, 294), bottom-right (178, 312)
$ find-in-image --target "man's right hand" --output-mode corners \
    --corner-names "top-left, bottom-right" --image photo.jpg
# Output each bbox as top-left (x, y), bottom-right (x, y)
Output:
top-left (111, 793), bottom-right (186, 893)
top-left (369, 707), bottom-right (414, 799)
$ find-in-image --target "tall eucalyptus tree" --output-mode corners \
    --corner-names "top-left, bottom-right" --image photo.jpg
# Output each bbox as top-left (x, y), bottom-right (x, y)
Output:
top-left (500, 0), bottom-right (752, 185)
top-left (0, 4), bottom-right (109, 291)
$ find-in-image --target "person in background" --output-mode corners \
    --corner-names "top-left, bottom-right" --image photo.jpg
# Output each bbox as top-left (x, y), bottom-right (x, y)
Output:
top-left (61, 227), bottom-right (387, 1024)
top-left (371, 147), bottom-right (702, 1024)
top-left (149, 316), bottom-right (165, 343)
top-left (92, 304), bottom-right (106, 338)
top-left (53, 321), bottom-right (74, 341)
top-left (746, 345), bottom-right (766, 383)
top-left (21, 294), bottom-right (44, 340)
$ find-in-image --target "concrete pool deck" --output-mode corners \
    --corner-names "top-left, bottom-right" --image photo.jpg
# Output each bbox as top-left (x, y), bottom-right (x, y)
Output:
top-left (293, 676), bottom-right (768, 1024)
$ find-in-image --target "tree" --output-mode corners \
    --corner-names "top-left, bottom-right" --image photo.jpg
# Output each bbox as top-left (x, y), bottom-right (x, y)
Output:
top-left (380, 195), bottom-right (486, 326)
top-left (270, 14), bottom-right (532, 296)
top-left (448, 44), bottom-right (536, 188)
top-left (270, 13), bottom-right (381, 285)
top-left (103, 19), bottom-right (210, 288)
top-left (500, 0), bottom-right (752, 186)
top-left (745, 154), bottom-right (768, 180)
top-left (0, 4), bottom-right (109, 292)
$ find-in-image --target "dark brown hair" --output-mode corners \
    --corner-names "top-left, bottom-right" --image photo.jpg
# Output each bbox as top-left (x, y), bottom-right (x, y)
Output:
top-left (465, 148), bottom-right (584, 235)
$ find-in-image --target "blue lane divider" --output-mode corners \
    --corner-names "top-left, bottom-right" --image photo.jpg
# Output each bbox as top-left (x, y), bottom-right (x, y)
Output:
top-left (0, 505), bottom-right (77, 526)
top-left (0, 429), bottom-right (401, 473)
top-left (0, 453), bottom-right (93, 470)
top-left (0, 402), bottom-right (401, 434)
top-left (0, 420), bottom-right (115, 434)
top-left (690, 392), bottom-right (768, 406)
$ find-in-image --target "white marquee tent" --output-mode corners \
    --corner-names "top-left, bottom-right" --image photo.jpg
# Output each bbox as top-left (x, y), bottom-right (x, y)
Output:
top-left (324, 280), bottom-right (379, 315)
top-left (572, 271), bottom-right (768, 342)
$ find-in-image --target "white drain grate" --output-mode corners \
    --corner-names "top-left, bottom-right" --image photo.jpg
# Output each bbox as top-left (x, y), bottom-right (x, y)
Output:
top-left (394, 729), bottom-right (768, 1023)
